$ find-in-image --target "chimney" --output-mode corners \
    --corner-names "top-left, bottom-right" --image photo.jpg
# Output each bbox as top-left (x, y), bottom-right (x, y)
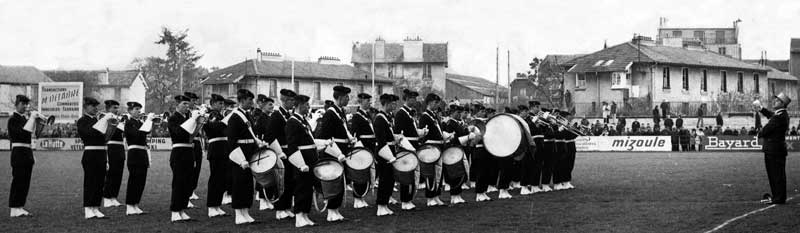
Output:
top-left (375, 37), bottom-right (385, 60)
top-left (318, 56), bottom-right (341, 65)
top-left (261, 52), bottom-right (284, 62)
top-left (403, 36), bottom-right (424, 62)
top-left (790, 38), bottom-right (800, 78)
top-left (98, 68), bottom-right (110, 85)
top-left (632, 35), bottom-right (656, 46)
top-left (257, 48), bottom-right (262, 62)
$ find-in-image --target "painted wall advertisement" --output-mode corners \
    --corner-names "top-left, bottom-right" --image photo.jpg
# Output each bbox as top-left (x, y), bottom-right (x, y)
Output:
top-left (575, 136), bottom-right (672, 152)
top-left (38, 82), bottom-right (83, 123)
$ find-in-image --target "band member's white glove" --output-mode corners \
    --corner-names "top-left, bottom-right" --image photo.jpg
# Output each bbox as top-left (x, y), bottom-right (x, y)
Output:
top-left (752, 100), bottom-right (763, 111)
top-left (353, 140), bottom-right (364, 148)
top-left (558, 125), bottom-right (567, 132)
top-left (116, 120), bottom-right (125, 131)
top-left (288, 151), bottom-right (309, 172)
top-left (23, 112), bottom-right (37, 133)
top-left (228, 147), bottom-right (249, 169)
top-left (323, 142), bottom-right (345, 161)
top-left (314, 139), bottom-right (332, 151)
top-left (442, 131), bottom-right (455, 141)
top-left (416, 126), bottom-right (429, 138)
top-left (140, 113), bottom-right (155, 132)
top-left (399, 137), bottom-right (416, 152)
top-left (377, 145), bottom-right (396, 163)
top-left (268, 140), bottom-right (286, 159)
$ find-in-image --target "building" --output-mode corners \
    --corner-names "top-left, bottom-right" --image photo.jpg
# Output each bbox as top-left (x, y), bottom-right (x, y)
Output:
top-left (743, 38), bottom-right (800, 102)
top-left (563, 37), bottom-right (773, 117)
top-left (656, 19), bottom-right (742, 59)
top-left (510, 54), bottom-right (584, 108)
top-left (201, 54), bottom-right (394, 106)
top-left (45, 69), bottom-right (149, 110)
top-left (351, 37), bottom-right (448, 95)
top-left (445, 73), bottom-right (508, 104)
top-left (0, 65), bottom-right (52, 113)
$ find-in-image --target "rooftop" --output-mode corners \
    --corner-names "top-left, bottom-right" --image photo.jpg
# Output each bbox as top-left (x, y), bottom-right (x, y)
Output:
top-left (351, 42), bottom-right (448, 64)
top-left (0, 65), bottom-right (52, 84)
top-left (446, 73), bottom-right (508, 96)
top-left (202, 59), bottom-right (394, 85)
top-left (44, 70), bottom-right (142, 87)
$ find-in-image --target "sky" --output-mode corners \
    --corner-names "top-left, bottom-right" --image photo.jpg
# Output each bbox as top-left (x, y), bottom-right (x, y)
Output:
top-left (1, 0), bottom-right (799, 87)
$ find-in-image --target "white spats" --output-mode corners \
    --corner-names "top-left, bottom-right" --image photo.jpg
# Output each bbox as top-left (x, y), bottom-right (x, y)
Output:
top-left (179, 211), bottom-right (191, 221)
top-left (498, 189), bottom-right (513, 199)
top-left (541, 185), bottom-right (553, 192)
top-left (295, 213), bottom-right (315, 228)
top-left (326, 209), bottom-right (344, 222)
top-left (388, 197), bottom-right (399, 205)
top-left (259, 199), bottom-right (274, 210)
top-left (276, 210), bottom-right (294, 220)
top-left (450, 195), bottom-right (466, 205)
top-left (353, 198), bottom-right (369, 209)
top-left (92, 208), bottom-right (106, 218)
top-left (519, 186), bottom-right (532, 195)
top-left (427, 197), bottom-right (445, 206)
top-left (476, 193), bottom-right (492, 202)
top-left (401, 202), bottom-right (416, 210)
top-left (487, 186), bottom-right (498, 193)
top-left (234, 209), bottom-right (255, 225)
top-left (510, 182), bottom-right (522, 190)
top-left (461, 183), bottom-right (471, 190)
top-left (190, 193), bottom-right (200, 200)
top-left (554, 183), bottom-right (566, 191)
top-left (376, 205), bottom-right (394, 216)
top-left (103, 198), bottom-right (121, 207)
top-left (531, 186), bottom-right (543, 193)
top-left (208, 207), bottom-right (227, 218)
top-left (187, 201), bottom-right (196, 208)
top-left (10, 208), bottom-right (31, 218)
top-left (126, 205), bottom-right (138, 215)
top-left (564, 182), bottom-right (575, 189)
top-left (171, 212), bottom-right (182, 222)
top-left (222, 193), bottom-right (232, 205)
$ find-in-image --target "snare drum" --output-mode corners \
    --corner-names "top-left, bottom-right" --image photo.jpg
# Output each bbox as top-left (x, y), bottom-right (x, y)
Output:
top-left (249, 148), bottom-right (284, 199)
top-left (313, 159), bottom-right (345, 200)
top-left (392, 150), bottom-right (418, 185)
top-left (441, 146), bottom-right (467, 181)
top-left (345, 148), bottom-right (374, 184)
top-left (416, 144), bottom-right (441, 180)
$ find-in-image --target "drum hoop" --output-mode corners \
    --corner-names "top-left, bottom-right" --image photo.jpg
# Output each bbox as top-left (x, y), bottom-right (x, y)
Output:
top-left (417, 145), bottom-right (441, 163)
top-left (313, 159), bottom-right (344, 181)
top-left (485, 113), bottom-right (529, 157)
top-left (442, 146), bottom-right (465, 165)
top-left (345, 150), bottom-right (373, 170)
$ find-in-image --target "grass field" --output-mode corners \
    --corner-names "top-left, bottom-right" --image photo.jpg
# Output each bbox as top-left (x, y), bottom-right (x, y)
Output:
top-left (1, 151), bottom-right (799, 233)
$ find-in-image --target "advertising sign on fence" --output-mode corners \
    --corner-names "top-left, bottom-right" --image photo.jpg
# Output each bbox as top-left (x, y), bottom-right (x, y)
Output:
top-left (0, 138), bottom-right (176, 151)
top-left (38, 82), bottom-right (83, 123)
top-left (703, 136), bottom-right (761, 151)
top-left (576, 136), bottom-right (672, 152)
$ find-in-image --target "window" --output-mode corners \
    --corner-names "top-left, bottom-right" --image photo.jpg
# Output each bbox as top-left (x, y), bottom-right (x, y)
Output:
top-left (693, 31), bottom-right (705, 40)
top-left (611, 72), bottom-right (627, 88)
top-left (770, 82), bottom-right (776, 96)
top-left (388, 64), bottom-right (396, 78)
top-left (681, 68), bottom-right (689, 90)
top-left (576, 73), bottom-right (586, 89)
top-left (358, 84), bottom-right (364, 93)
top-left (423, 64), bottom-right (432, 79)
top-left (293, 81), bottom-right (300, 93)
top-left (212, 84), bottom-right (227, 96)
top-left (313, 82), bottom-right (321, 100)
top-left (593, 60), bottom-right (604, 67)
top-left (701, 70), bottom-right (708, 92)
top-left (519, 88), bottom-right (526, 96)
top-left (672, 30), bottom-right (682, 37)
top-left (603, 60), bottom-right (614, 66)
top-left (377, 85), bottom-right (384, 95)
top-left (718, 47), bottom-right (727, 55)
top-left (715, 30), bottom-right (725, 43)
top-left (736, 72), bottom-right (743, 92)
top-left (269, 79), bottom-right (277, 97)
top-left (753, 74), bottom-right (760, 93)
top-left (721, 71), bottom-right (727, 92)
top-left (662, 67), bottom-right (671, 89)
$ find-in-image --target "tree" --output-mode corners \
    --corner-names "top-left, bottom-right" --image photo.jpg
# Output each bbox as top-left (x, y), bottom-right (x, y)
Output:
top-left (131, 27), bottom-right (206, 113)
top-left (517, 57), bottom-right (565, 108)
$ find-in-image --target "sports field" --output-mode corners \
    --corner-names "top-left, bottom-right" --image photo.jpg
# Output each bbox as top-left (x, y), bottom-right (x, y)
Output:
top-left (0, 151), bottom-right (798, 233)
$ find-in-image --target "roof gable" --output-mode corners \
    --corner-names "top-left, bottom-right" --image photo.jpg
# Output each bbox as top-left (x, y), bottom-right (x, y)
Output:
top-left (44, 70), bottom-right (141, 87)
top-left (202, 59), bottom-right (394, 84)
top-left (446, 73), bottom-right (508, 96)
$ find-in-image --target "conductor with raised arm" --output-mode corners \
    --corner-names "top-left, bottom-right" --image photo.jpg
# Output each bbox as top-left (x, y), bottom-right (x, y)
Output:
top-left (755, 93), bottom-right (791, 204)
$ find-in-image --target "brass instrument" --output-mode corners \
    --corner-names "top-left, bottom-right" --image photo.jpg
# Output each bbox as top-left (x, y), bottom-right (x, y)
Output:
top-left (537, 111), bottom-right (586, 136)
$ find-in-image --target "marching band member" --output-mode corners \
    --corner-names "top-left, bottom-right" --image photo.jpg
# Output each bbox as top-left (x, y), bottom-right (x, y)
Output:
top-left (473, 106), bottom-right (495, 201)
top-left (524, 101), bottom-right (545, 194)
top-left (102, 100), bottom-right (125, 208)
top-left (494, 107), bottom-right (517, 199)
top-left (8, 95), bottom-right (35, 217)
top-left (555, 111), bottom-right (578, 190)
top-left (224, 89), bottom-right (260, 224)
top-left (284, 94), bottom-right (318, 227)
top-left (755, 93), bottom-right (791, 204)
top-left (123, 101), bottom-right (151, 215)
top-left (418, 93), bottom-right (444, 207)
top-left (167, 95), bottom-right (194, 222)
top-left (253, 94), bottom-right (275, 210)
top-left (314, 85), bottom-right (353, 222)
top-left (265, 89), bottom-right (297, 220)
top-left (373, 94), bottom-right (400, 216)
top-left (222, 98), bottom-right (237, 205)
top-left (441, 104), bottom-right (475, 205)
top-left (539, 108), bottom-right (557, 192)
top-left (184, 92), bottom-right (203, 201)
top-left (350, 92), bottom-right (375, 209)
top-left (553, 109), bottom-right (568, 191)
top-left (77, 97), bottom-right (110, 219)
top-left (394, 89), bottom-right (423, 207)
top-left (203, 94), bottom-right (230, 217)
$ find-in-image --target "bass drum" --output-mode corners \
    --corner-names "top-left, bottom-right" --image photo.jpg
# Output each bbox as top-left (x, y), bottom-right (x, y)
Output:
top-left (313, 158), bottom-right (345, 201)
top-left (392, 150), bottom-right (419, 185)
top-left (483, 113), bottom-right (532, 158)
top-left (249, 148), bottom-right (284, 201)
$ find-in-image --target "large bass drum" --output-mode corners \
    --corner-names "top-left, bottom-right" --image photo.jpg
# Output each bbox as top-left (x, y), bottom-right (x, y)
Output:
top-left (249, 148), bottom-right (284, 201)
top-left (483, 113), bottom-right (532, 158)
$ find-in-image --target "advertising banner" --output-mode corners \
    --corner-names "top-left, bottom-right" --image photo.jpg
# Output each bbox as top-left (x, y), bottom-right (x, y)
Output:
top-left (576, 136), bottom-right (672, 152)
top-left (20, 138), bottom-right (175, 151)
top-left (703, 136), bottom-right (761, 151)
top-left (38, 82), bottom-right (83, 123)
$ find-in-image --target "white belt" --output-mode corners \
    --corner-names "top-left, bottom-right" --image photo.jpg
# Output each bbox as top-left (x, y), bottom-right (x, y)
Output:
top-left (386, 142), bottom-right (396, 146)
top-left (11, 143), bottom-right (31, 148)
top-left (565, 139), bottom-right (576, 143)
top-left (172, 143), bottom-right (193, 148)
top-left (358, 135), bottom-right (376, 139)
top-left (332, 138), bottom-right (350, 143)
top-left (85, 146), bottom-right (107, 150)
top-left (281, 145), bottom-right (288, 149)
top-left (128, 145), bottom-right (148, 150)
top-left (543, 139), bottom-right (555, 142)
top-left (194, 137), bottom-right (202, 141)
top-left (237, 139), bottom-right (256, 144)
top-left (475, 144), bottom-right (484, 148)
top-left (298, 145), bottom-right (315, 150)
top-left (405, 137), bottom-right (419, 141)
top-left (107, 141), bottom-right (124, 145)
top-left (532, 135), bottom-right (545, 138)
top-left (426, 140), bottom-right (445, 144)
top-left (555, 140), bottom-right (565, 143)
top-left (209, 137), bottom-right (227, 143)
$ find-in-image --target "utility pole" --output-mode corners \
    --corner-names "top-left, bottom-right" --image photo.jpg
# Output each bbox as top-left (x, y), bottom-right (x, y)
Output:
top-left (495, 46), bottom-right (499, 109)
top-left (507, 50), bottom-right (511, 105)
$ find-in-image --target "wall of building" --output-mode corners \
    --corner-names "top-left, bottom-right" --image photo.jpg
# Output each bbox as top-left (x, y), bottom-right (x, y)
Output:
top-left (791, 51), bottom-right (800, 78)
top-left (650, 65), bottom-right (768, 103)
top-left (204, 77), bottom-right (393, 107)
top-left (0, 84), bottom-right (36, 113)
top-left (445, 80), bottom-right (486, 104)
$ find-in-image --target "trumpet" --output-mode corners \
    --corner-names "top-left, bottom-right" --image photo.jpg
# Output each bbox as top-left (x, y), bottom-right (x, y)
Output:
top-left (23, 111), bottom-right (56, 134)
top-left (537, 111), bottom-right (587, 136)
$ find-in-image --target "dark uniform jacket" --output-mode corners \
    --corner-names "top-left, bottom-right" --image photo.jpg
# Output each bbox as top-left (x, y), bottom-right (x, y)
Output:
top-left (203, 110), bottom-right (229, 160)
top-left (225, 108), bottom-right (257, 160)
top-left (373, 111), bottom-right (395, 162)
top-left (394, 105), bottom-right (420, 146)
top-left (124, 118), bottom-right (150, 165)
top-left (78, 113), bottom-right (107, 147)
top-left (264, 106), bottom-right (291, 146)
top-left (758, 108), bottom-right (789, 154)
top-left (252, 108), bottom-right (270, 141)
top-left (418, 110), bottom-right (444, 145)
top-left (285, 113), bottom-right (318, 167)
top-left (351, 108), bottom-right (376, 150)
top-left (442, 118), bottom-right (468, 147)
top-left (168, 111), bottom-right (192, 144)
top-left (8, 112), bottom-right (32, 144)
top-left (315, 105), bottom-right (352, 152)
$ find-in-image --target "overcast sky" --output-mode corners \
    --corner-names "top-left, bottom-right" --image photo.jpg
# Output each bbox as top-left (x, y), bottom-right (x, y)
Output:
top-left (1, 0), bottom-right (798, 86)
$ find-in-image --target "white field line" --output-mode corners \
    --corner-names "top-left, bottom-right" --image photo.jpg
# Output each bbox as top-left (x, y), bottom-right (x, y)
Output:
top-left (704, 195), bottom-right (799, 233)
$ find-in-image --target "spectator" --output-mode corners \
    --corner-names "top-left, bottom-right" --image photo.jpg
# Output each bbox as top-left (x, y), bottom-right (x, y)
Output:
top-left (723, 127), bottom-right (734, 135)
top-left (689, 129), bottom-right (697, 151)
top-left (631, 119), bottom-right (640, 133)
top-left (616, 115), bottom-right (626, 134)
top-left (750, 127), bottom-right (760, 136)
top-left (602, 102), bottom-right (610, 123)
top-left (652, 106), bottom-right (661, 127)
top-left (679, 128), bottom-right (690, 151)
top-left (676, 115), bottom-right (683, 129)
top-left (740, 127), bottom-right (747, 136)
top-left (790, 127), bottom-right (798, 136)
top-left (610, 101), bottom-right (617, 120)
top-left (696, 104), bottom-right (705, 128)
top-left (664, 116), bottom-right (674, 129)
top-left (695, 129), bottom-right (705, 151)
top-left (754, 110), bottom-right (762, 130)
top-left (581, 117), bottom-right (590, 127)
top-left (660, 99), bottom-right (670, 119)
top-left (716, 112), bottom-right (724, 126)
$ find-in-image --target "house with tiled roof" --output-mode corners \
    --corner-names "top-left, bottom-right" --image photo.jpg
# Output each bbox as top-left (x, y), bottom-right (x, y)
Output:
top-left (0, 65), bottom-right (53, 113)
top-left (45, 69), bottom-right (148, 110)
top-left (445, 73), bottom-right (508, 104)
top-left (201, 54), bottom-right (394, 106)
top-left (510, 54), bottom-right (585, 108)
top-left (564, 37), bottom-right (775, 117)
top-left (351, 37), bottom-right (449, 96)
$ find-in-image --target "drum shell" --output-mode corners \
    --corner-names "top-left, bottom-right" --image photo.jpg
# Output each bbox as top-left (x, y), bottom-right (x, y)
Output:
top-left (442, 147), bottom-right (467, 180)
top-left (314, 159), bottom-right (344, 200)
top-left (484, 113), bottom-right (532, 158)
top-left (250, 149), bottom-right (282, 188)
top-left (345, 148), bottom-right (373, 184)
top-left (392, 150), bottom-right (418, 185)
top-left (417, 144), bottom-right (441, 179)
